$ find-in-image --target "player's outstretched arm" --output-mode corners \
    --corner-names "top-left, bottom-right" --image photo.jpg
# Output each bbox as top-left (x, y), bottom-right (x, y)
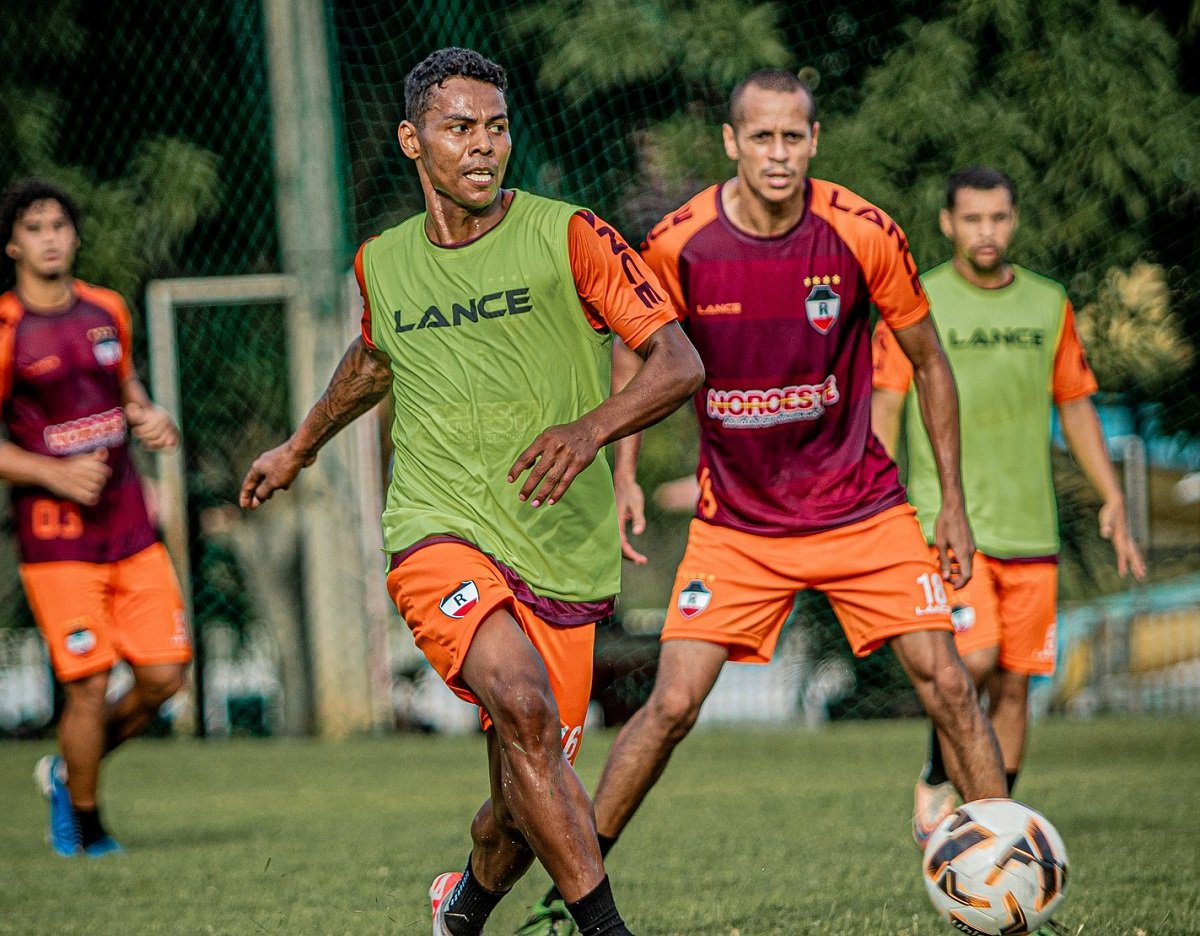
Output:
top-left (508, 322), bottom-right (703, 509)
top-left (1057, 396), bottom-right (1147, 580)
top-left (0, 440), bottom-right (112, 506)
top-left (891, 316), bottom-right (974, 588)
top-left (240, 337), bottom-right (391, 509)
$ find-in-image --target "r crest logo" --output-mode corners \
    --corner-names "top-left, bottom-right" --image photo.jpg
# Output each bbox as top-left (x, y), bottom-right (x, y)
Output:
top-left (677, 579), bottom-right (712, 619)
top-left (65, 628), bottom-right (97, 656)
top-left (439, 581), bottom-right (480, 619)
top-left (804, 276), bottom-right (841, 334)
top-left (950, 605), bottom-right (976, 633)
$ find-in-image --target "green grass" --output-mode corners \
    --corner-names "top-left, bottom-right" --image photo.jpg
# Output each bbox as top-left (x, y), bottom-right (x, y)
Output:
top-left (2, 716), bottom-right (1198, 935)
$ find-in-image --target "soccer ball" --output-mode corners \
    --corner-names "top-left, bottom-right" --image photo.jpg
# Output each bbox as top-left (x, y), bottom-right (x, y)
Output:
top-left (922, 798), bottom-right (1069, 935)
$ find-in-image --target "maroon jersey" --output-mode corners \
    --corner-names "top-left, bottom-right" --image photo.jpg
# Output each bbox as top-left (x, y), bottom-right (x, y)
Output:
top-left (0, 284), bottom-right (157, 563)
top-left (641, 179), bottom-right (930, 535)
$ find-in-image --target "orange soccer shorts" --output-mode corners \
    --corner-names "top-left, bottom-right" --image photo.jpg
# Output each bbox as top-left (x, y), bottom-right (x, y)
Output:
top-left (662, 504), bottom-right (953, 662)
top-left (20, 542), bottom-right (191, 683)
top-left (938, 549), bottom-right (1058, 676)
top-left (386, 541), bottom-right (595, 762)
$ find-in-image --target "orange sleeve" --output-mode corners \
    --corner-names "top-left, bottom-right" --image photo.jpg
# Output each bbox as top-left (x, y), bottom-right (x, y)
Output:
top-left (0, 292), bottom-right (22, 407)
top-left (807, 180), bottom-right (929, 331)
top-left (567, 210), bottom-right (679, 350)
top-left (639, 186), bottom-right (721, 323)
top-left (871, 319), bottom-right (914, 393)
top-left (1052, 300), bottom-right (1099, 404)
top-left (354, 239), bottom-right (377, 350)
top-left (76, 282), bottom-right (134, 382)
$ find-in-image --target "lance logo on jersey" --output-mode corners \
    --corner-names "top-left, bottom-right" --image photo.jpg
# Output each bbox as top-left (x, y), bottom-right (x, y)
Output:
top-left (804, 275), bottom-right (841, 334)
top-left (677, 579), bottom-right (712, 619)
top-left (439, 581), bottom-right (480, 619)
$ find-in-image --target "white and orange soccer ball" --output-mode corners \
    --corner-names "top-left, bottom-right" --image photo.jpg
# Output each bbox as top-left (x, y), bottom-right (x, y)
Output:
top-left (922, 798), bottom-right (1069, 935)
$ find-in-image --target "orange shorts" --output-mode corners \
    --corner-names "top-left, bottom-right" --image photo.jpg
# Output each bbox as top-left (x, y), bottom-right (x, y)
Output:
top-left (20, 542), bottom-right (191, 683)
top-left (662, 504), bottom-right (953, 662)
top-left (939, 550), bottom-right (1058, 675)
top-left (386, 542), bottom-right (595, 762)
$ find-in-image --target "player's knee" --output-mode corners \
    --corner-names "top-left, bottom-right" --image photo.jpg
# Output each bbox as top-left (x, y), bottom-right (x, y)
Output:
top-left (928, 664), bottom-right (978, 720)
top-left (991, 670), bottom-right (1029, 708)
top-left (138, 666), bottom-right (186, 707)
top-left (489, 681), bottom-right (561, 753)
top-left (63, 671), bottom-right (110, 710)
top-left (645, 683), bottom-right (704, 740)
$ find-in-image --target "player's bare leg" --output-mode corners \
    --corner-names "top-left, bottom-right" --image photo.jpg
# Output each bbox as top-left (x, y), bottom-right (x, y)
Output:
top-left (984, 666), bottom-right (1031, 776)
top-left (592, 639), bottom-right (728, 838)
top-left (58, 671), bottom-right (110, 810)
top-left (461, 609), bottom-right (603, 901)
top-left (104, 663), bottom-right (187, 752)
top-left (891, 630), bottom-right (1006, 802)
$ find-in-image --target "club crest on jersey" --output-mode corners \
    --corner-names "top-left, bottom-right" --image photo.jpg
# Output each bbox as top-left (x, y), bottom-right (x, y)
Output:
top-left (677, 579), bottom-right (712, 619)
top-left (804, 276), bottom-right (842, 334)
top-left (439, 581), bottom-right (480, 619)
top-left (92, 338), bottom-right (121, 367)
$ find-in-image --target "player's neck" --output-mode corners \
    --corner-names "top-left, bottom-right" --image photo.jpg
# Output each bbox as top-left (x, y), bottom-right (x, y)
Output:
top-left (422, 189), bottom-right (513, 247)
top-left (952, 255), bottom-right (1014, 290)
top-left (722, 178), bottom-right (806, 237)
top-left (15, 271), bottom-right (75, 312)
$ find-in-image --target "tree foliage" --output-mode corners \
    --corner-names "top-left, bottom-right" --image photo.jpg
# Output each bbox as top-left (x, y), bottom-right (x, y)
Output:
top-left (822, 0), bottom-right (1200, 301)
top-left (0, 0), bottom-right (221, 300)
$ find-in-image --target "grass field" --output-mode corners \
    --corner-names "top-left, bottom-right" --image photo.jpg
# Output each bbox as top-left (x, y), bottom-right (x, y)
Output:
top-left (2, 716), bottom-right (1198, 935)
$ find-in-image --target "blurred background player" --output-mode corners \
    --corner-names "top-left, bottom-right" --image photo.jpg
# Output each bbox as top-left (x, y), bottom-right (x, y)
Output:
top-left (872, 165), bottom-right (1147, 847)
top-left (239, 48), bottom-right (702, 936)
top-left (519, 69), bottom-right (1006, 935)
top-left (0, 177), bottom-right (190, 857)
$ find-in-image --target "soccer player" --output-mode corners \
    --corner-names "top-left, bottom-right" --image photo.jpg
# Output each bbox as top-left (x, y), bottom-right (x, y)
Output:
top-left (0, 178), bottom-right (191, 857)
top-left (872, 165), bottom-right (1146, 845)
top-left (518, 69), bottom-right (1007, 935)
top-left (239, 48), bottom-right (702, 936)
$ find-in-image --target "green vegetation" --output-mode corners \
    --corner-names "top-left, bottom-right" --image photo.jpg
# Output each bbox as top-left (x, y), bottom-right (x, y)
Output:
top-left (3, 717), bottom-right (1198, 934)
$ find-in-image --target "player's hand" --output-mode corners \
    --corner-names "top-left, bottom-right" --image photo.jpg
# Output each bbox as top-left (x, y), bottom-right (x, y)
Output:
top-left (126, 401), bottom-right (179, 451)
top-left (933, 502), bottom-right (975, 589)
top-left (1099, 501), bottom-right (1147, 581)
top-left (239, 440), bottom-right (314, 509)
top-left (614, 472), bottom-right (647, 564)
top-left (508, 419), bottom-right (600, 508)
top-left (47, 449), bottom-right (112, 506)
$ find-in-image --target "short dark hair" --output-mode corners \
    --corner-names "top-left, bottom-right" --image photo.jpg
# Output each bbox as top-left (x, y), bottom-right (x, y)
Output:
top-left (946, 166), bottom-right (1017, 210)
top-left (1, 177), bottom-right (80, 275)
top-left (728, 69), bottom-right (817, 127)
top-left (404, 47), bottom-right (508, 125)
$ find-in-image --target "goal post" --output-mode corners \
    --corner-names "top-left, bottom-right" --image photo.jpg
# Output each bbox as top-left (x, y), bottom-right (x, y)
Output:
top-left (145, 273), bottom-right (390, 737)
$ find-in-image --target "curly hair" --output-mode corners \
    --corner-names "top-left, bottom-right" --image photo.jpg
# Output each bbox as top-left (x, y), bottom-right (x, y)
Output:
top-left (1, 177), bottom-right (80, 273)
top-left (404, 47), bottom-right (507, 125)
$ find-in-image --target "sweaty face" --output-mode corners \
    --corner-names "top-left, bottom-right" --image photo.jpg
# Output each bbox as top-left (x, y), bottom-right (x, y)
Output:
top-left (406, 77), bottom-right (511, 213)
top-left (7, 199), bottom-right (78, 279)
top-left (724, 86), bottom-right (819, 206)
top-left (940, 187), bottom-right (1017, 275)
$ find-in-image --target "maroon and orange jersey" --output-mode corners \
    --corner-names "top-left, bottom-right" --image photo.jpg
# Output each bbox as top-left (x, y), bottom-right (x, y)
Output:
top-left (641, 179), bottom-right (929, 535)
top-left (0, 284), bottom-right (156, 563)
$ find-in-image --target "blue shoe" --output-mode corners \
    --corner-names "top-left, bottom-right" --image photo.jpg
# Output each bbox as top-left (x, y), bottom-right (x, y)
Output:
top-left (83, 834), bottom-right (125, 858)
top-left (35, 755), bottom-right (80, 857)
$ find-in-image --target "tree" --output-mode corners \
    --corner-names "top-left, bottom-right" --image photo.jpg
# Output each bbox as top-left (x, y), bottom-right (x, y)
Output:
top-left (0, 1), bottom-right (221, 300)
